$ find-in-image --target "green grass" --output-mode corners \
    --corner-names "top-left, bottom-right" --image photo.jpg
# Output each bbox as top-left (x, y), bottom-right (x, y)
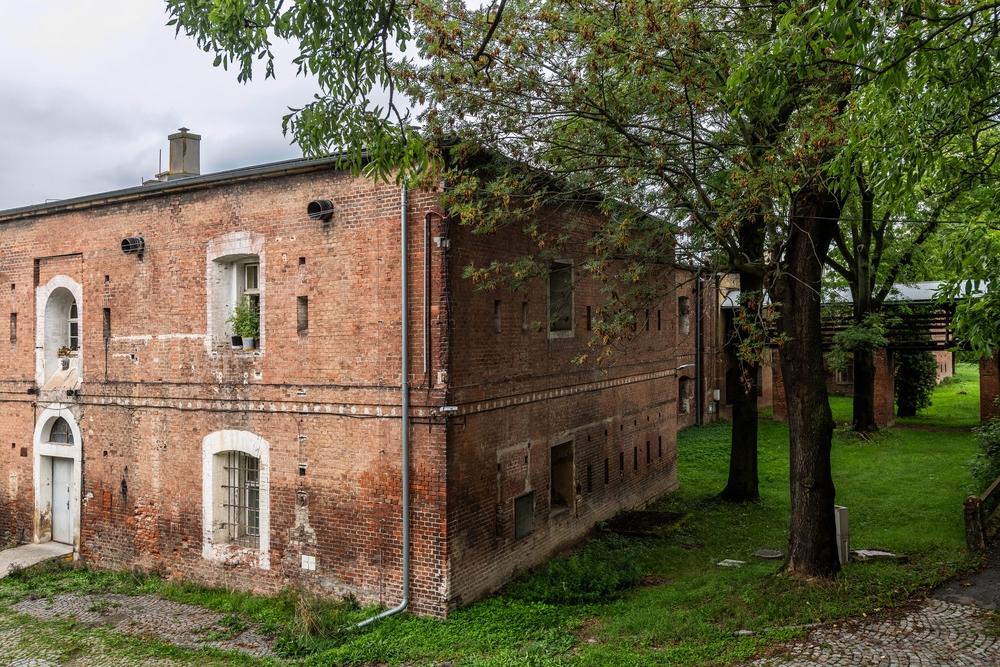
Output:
top-left (0, 372), bottom-right (986, 666)
top-left (897, 362), bottom-right (981, 428)
top-left (831, 362), bottom-right (981, 428)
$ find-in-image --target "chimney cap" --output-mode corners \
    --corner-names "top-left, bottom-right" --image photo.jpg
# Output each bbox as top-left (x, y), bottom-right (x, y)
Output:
top-left (168, 127), bottom-right (201, 141)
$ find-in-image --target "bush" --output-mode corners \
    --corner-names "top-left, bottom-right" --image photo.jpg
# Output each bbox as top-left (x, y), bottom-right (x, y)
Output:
top-left (972, 412), bottom-right (1000, 493)
top-left (504, 534), bottom-right (644, 605)
top-left (895, 351), bottom-right (938, 417)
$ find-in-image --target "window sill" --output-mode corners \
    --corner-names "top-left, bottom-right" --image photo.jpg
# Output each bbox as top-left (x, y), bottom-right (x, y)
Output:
top-left (547, 330), bottom-right (574, 340)
top-left (549, 506), bottom-right (572, 518)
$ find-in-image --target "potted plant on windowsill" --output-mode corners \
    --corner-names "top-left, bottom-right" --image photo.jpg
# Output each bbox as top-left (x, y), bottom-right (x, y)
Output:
top-left (228, 297), bottom-right (260, 350)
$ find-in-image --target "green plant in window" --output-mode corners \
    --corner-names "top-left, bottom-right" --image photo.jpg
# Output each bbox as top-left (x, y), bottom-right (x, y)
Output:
top-left (228, 296), bottom-right (260, 339)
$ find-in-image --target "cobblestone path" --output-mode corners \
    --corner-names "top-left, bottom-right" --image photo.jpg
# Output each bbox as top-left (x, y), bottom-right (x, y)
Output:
top-left (745, 599), bottom-right (998, 666)
top-left (1, 592), bottom-right (276, 665)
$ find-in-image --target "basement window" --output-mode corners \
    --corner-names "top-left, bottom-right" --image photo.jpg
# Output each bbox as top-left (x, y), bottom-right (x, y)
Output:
top-left (203, 429), bottom-right (271, 569)
top-left (221, 452), bottom-right (260, 549)
top-left (550, 442), bottom-right (574, 510)
top-left (548, 261), bottom-right (573, 336)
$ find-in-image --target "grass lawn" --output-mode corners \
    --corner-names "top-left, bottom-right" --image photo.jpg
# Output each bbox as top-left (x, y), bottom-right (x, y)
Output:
top-left (0, 373), bottom-right (987, 666)
top-left (829, 361), bottom-right (981, 428)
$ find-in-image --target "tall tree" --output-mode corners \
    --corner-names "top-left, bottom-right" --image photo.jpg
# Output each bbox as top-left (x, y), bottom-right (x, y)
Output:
top-left (166, 0), bottom-right (1000, 578)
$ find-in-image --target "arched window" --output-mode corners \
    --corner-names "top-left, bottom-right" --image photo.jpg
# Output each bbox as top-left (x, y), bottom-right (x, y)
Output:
top-left (678, 377), bottom-right (692, 415)
top-left (202, 429), bottom-right (270, 568)
top-left (48, 417), bottom-right (74, 444)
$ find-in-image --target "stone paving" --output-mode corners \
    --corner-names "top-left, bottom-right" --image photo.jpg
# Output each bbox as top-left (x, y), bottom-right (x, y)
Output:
top-left (0, 585), bottom-right (996, 665)
top-left (6, 592), bottom-right (276, 662)
top-left (744, 598), bottom-right (999, 666)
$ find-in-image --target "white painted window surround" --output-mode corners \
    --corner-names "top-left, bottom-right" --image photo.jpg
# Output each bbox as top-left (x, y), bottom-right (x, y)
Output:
top-left (206, 231), bottom-right (265, 353)
top-left (35, 275), bottom-right (83, 386)
top-left (202, 430), bottom-right (270, 569)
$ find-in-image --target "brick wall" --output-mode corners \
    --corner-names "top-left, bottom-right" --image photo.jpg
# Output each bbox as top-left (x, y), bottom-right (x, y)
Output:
top-left (0, 162), bottom-right (693, 616)
top-left (441, 213), bottom-right (679, 607)
top-left (0, 166), bottom-right (450, 615)
top-left (982, 354), bottom-right (999, 421)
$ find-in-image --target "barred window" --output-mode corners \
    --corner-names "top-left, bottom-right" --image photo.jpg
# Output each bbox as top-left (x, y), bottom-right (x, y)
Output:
top-left (221, 452), bottom-right (260, 548)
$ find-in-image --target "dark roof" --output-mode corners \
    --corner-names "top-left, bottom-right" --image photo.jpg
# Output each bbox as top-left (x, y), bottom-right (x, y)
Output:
top-left (721, 281), bottom-right (962, 309)
top-left (0, 155), bottom-right (346, 223)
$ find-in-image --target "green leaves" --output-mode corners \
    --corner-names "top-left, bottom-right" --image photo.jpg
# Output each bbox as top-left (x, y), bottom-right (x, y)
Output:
top-left (166, 0), bottom-right (420, 182)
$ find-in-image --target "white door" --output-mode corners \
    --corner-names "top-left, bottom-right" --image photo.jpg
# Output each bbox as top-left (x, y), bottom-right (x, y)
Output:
top-left (51, 458), bottom-right (73, 544)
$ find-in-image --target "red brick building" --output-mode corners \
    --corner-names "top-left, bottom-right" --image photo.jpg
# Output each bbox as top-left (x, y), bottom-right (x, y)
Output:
top-left (0, 131), bottom-right (694, 616)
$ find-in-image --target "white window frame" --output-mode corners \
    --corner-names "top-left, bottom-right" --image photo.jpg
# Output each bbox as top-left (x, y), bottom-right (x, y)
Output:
top-left (206, 232), bottom-right (265, 353)
top-left (202, 430), bottom-right (270, 569)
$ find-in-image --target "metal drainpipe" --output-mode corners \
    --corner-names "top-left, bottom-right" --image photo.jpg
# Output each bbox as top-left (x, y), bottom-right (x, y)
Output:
top-left (695, 272), bottom-right (703, 426)
top-left (357, 185), bottom-right (410, 628)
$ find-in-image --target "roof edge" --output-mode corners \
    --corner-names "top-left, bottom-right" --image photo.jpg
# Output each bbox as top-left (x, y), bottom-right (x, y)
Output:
top-left (0, 155), bottom-right (350, 223)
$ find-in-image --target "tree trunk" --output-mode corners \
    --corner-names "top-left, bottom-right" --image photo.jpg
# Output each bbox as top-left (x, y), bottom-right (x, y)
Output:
top-left (851, 183), bottom-right (878, 433)
top-left (852, 346), bottom-right (878, 431)
top-left (721, 268), bottom-right (762, 502)
top-left (772, 188), bottom-right (841, 578)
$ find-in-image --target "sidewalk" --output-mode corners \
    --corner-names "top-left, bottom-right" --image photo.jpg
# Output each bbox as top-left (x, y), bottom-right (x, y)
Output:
top-left (0, 542), bottom-right (72, 579)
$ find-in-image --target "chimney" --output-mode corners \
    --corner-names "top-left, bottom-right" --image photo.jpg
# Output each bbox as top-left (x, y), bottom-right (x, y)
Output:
top-left (157, 128), bottom-right (201, 181)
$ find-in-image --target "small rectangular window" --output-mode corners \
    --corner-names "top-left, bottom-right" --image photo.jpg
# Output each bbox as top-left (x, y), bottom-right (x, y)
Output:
top-left (645, 309), bottom-right (650, 331)
top-left (494, 300), bottom-right (502, 333)
top-left (836, 367), bottom-right (854, 384)
top-left (514, 492), bottom-right (534, 538)
top-left (9, 313), bottom-right (15, 343)
top-left (586, 306), bottom-right (592, 331)
top-left (68, 302), bottom-right (79, 350)
top-left (604, 458), bottom-right (609, 484)
top-left (297, 296), bottom-right (309, 333)
top-left (633, 446), bottom-right (638, 470)
top-left (521, 301), bottom-right (529, 332)
top-left (550, 442), bottom-right (574, 509)
top-left (245, 264), bottom-right (259, 291)
top-left (646, 441), bottom-right (651, 464)
top-left (658, 435), bottom-right (662, 458)
top-left (548, 261), bottom-right (573, 333)
top-left (657, 309), bottom-right (661, 331)
top-left (103, 308), bottom-right (111, 340)
top-left (586, 464), bottom-right (593, 492)
top-left (619, 451), bottom-right (624, 471)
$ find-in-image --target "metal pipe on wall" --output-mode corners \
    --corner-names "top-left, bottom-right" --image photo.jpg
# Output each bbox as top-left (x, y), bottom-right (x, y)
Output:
top-left (695, 272), bottom-right (703, 426)
top-left (357, 185), bottom-right (410, 628)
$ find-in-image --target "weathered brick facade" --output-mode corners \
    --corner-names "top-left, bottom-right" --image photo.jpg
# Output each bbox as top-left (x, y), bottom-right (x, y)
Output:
top-left (0, 153), bottom-right (694, 616)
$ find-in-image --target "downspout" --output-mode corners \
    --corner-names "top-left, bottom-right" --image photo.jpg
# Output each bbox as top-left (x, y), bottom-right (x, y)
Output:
top-left (695, 271), bottom-right (703, 426)
top-left (357, 185), bottom-right (410, 627)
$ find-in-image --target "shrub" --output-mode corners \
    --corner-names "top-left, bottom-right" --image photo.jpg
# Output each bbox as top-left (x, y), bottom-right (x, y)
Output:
top-left (504, 534), bottom-right (644, 605)
top-left (895, 351), bottom-right (938, 417)
top-left (972, 410), bottom-right (1000, 494)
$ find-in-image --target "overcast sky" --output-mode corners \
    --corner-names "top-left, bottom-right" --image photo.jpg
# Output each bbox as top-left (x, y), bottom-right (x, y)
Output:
top-left (0, 1), bottom-right (323, 211)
